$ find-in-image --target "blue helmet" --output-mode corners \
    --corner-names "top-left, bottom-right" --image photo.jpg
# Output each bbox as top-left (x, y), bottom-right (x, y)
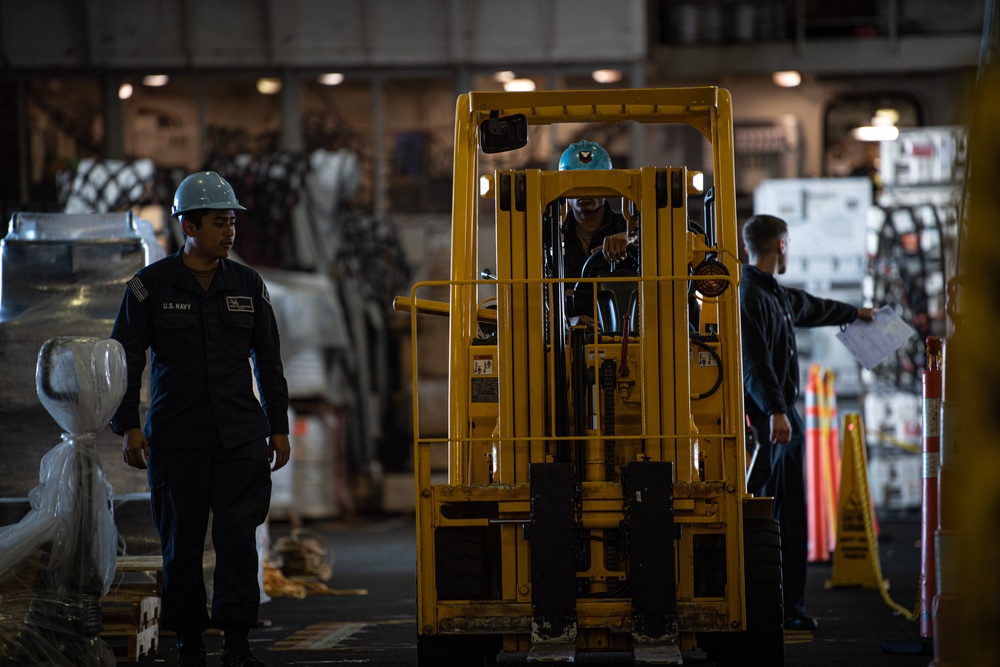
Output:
top-left (558, 141), bottom-right (612, 171)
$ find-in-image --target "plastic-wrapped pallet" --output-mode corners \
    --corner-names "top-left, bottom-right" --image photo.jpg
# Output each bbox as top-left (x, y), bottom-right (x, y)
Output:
top-left (0, 212), bottom-right (162, 500)
top-left (0, 337), bottom-right (126, 666)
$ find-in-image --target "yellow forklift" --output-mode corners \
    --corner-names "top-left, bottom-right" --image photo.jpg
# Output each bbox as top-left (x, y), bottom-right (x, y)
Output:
top-left (396, 87), bottom-right (782, 665)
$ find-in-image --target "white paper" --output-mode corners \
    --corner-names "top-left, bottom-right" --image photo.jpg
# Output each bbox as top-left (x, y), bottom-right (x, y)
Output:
top-left (835, 305), bottom-right (917, 370)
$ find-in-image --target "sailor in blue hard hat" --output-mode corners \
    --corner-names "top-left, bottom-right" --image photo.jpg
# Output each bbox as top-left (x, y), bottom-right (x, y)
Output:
top-left (555, 141), bottom-right (637, 326)
top-left (111, 170), bottom-right (288, 667)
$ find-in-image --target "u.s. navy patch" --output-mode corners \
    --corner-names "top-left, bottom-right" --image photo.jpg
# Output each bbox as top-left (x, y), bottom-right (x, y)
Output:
top-left (127, 275), bottom-right (149, 302)
top-left (226, 296), bottom-right (254, 313)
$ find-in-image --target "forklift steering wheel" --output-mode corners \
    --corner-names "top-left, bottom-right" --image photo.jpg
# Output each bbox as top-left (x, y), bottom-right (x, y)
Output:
top-left (571, 245), bottom-right (640, 322)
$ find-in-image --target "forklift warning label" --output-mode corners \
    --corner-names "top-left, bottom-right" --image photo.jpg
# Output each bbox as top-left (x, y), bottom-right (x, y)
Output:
top-left (473, 355), bottom-right (495, 376)
top-left (472, 378), bottom-right (499, 402)
top-left (472, 355), bottom-right (498, 402)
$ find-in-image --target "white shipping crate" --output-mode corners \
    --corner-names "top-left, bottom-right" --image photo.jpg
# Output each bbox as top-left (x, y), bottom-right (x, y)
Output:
top-left (868, 449), bottom-right (922, 513)
top-left (753, 177), bottom-right (872, 288)
top-left (880, 126), bottom-right (966, 187)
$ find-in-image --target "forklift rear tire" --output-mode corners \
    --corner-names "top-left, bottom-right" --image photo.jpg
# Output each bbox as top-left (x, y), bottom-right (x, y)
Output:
top-left (697, 516), bottom-right (784, 667)
top-left (417, 633), bottom-right (501, 667)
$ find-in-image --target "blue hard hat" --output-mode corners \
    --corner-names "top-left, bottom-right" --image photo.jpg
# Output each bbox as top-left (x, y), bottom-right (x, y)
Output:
top-left (171, 171), bottom-right (246, 218)
top-left (558, 141), bottom-right (612, 171)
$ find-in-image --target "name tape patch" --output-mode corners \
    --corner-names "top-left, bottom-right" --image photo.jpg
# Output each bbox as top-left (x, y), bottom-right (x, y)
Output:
top-left (227, 296), bottom-right (254, 313)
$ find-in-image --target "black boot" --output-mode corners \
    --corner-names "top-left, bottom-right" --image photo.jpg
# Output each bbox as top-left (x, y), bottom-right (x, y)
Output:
top-left (221, 625), bottom-right (266, 667)
top-left (176, 633), bottom-right (206, 667)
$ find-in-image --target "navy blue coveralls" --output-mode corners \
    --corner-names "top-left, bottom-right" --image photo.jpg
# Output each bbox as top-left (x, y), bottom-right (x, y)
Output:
top-left (546, 201), bottom-right (628, 319)
top-left (110, 250), bottom-right (289, 635)
top-left (739, 264), bottom-right (857, 618)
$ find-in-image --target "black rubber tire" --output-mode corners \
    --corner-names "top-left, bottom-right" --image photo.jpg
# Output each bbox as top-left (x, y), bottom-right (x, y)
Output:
top-left (434, 527), bottom-right (489, 600)
top-left (417, 633), bottom-right (501, 667)
top-left (698, 516), bottom-right (784, 667)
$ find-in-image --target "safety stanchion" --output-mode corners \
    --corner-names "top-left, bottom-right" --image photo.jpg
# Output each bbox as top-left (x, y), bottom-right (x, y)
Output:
top-left (931, 333), bottom-right (959, 667)
top-left (804, 365), bottom-right (828, 562)
top-left (805, 365), bottom-right (841, 563)
top-left (820, 369), bottom-right (841, 558)
top-left (920, 337), bottom-right (942, 639)
top-left (881, 343), bottom-right (939, 657)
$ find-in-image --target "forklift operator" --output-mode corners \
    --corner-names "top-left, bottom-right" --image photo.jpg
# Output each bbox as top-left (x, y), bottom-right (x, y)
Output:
top-left (552, 140), bottom-right (638, 327)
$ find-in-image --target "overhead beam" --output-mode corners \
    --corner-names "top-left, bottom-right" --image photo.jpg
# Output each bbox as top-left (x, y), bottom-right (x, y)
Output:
top-left (652, 35), bottom-right (979, 78)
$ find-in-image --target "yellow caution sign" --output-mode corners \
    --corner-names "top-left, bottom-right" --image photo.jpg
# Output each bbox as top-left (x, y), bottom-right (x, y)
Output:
top-left (826, 413), bottom-right (883, 590)
top-left (825, 414), bottom-right (918, 619)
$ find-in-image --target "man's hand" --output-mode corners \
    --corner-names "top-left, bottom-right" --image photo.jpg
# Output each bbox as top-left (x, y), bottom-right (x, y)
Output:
top-left (769, 412), bottom-right (792, 445)
top-left (856, 307), bottom-right (876, 322)
top-left (568, 314), bottom-right (595, 328)
top-left (122, 428), bottom-right (150, 470)
top-left (269, 433), bottom-right (291, 472)
top-left (599, 231), bottom-right (637, 263)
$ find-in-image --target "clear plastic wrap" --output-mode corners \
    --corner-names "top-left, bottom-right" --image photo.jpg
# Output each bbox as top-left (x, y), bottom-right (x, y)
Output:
top-left (0, 337), bottom-right (127, 666)
top-left (0, 211), bottom-right (160, 500)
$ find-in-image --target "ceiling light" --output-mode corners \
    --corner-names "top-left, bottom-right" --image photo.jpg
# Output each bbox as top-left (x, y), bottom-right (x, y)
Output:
top-left (480, 175), bottom-right (493, 197)
top-left (118, 83), bottom-right (133, 100)
top-left (142, 74), bottom-right (169, 87)
top-left (772, 71), bottom-right (801, 88)
top-left (256, 77), bottom-right (282, 95)
top-left (689, 171), bottom-right (704, 194)
top-left (592, 69), bottom-right (623, 84)
top-left (494, 71), bottom-right (516, 83)
top-left (318, 72), bottom-right (344, 86)
top-left (872, 108), bottom-right (900, 126)
top-left (503, 78), bottom-right (535, 92)
top-left (851, 125), bottom-right (900, 142)
top-left (852, 108), bottom-right (901, 141)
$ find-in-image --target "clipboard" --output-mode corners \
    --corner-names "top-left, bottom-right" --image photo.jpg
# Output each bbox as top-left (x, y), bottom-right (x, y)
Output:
top-left (835, 305), bottom-right (917, 370)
